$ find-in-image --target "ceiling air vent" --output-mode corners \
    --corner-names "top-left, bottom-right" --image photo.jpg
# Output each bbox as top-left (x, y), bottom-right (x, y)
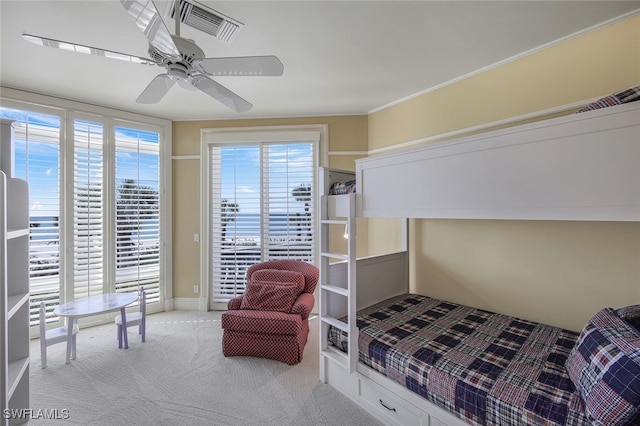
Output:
top-left (166, 0), bottom-right (243, 44)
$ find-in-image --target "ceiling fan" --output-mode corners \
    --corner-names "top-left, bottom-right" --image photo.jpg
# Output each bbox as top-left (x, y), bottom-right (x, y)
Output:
top-left (22, 0), bottom-right (284, 112)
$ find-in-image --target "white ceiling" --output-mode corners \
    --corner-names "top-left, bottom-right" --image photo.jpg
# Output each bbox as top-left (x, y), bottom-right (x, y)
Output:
top-left (1, 1), bottom-right (638, 121)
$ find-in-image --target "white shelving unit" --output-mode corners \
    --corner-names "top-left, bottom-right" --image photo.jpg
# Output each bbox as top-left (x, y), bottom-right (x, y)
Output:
top-left (1, 119), bottom-right (30, 425)
top-left (318, 168), bottom-right (358, 376)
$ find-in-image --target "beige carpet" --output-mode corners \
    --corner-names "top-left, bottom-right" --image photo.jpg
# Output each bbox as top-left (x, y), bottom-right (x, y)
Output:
top-left (29, 310), bottom-right (382, 425)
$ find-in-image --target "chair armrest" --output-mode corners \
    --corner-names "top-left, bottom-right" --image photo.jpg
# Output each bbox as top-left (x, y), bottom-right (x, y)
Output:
top-left (290, 293), bottom-right (314, 319)
top-left (227, 295), bottom-right (244, 310)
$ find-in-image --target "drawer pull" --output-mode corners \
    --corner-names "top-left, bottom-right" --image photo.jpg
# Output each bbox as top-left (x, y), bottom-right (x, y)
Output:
top-left (379, 399), bottom-right (397, 412)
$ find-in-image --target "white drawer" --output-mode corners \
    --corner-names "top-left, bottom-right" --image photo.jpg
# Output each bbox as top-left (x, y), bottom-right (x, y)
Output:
top-left (358, 375), bottom-right (422, 426)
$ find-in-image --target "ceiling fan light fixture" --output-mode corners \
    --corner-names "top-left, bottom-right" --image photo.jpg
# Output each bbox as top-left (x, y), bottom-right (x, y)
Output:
top-left (167, 63), bottom-right (190, 81)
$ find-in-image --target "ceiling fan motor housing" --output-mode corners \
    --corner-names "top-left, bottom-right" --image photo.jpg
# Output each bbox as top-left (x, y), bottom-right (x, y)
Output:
top-left (148, 35), bottom-right (205, 81)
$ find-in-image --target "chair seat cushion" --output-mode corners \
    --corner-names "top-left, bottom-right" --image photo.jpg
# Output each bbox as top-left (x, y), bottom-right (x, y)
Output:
top-left (221, 310), bottom-right (302, 335)
top-left (240, 269), bottom-right (305, 312)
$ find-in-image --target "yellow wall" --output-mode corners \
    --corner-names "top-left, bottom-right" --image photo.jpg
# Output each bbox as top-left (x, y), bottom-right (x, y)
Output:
top-left (411, 220), bottom-right (640, 331)
top-left (172, 116), bottom-right (368, 298)
top-left (172, 15), bottom-right (639, 330)
top-left (368, 14), bottom-right (640, 331)
top-left (369, 14), bottom-right (640, 151)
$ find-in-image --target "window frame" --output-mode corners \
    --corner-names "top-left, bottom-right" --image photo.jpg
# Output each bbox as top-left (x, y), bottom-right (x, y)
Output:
top-left (201, 125), bottom-right (327, 310)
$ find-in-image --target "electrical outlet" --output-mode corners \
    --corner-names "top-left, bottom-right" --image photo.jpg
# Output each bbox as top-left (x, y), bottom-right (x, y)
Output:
top-left (193, 284), bottom-right (199, 294)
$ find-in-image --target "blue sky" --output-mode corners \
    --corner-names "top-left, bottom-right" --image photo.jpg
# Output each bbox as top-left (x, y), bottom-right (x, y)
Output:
top-left (218, 142), bottom-right (313, 215)
top-left (0, 107), bottom-right (160, 218)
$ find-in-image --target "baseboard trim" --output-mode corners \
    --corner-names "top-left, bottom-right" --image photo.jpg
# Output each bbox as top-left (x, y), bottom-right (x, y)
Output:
top-left (173, 297), bottom-right (204, 311)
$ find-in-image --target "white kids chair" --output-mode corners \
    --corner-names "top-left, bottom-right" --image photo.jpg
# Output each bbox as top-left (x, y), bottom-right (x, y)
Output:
top-left (115, 287), bottom-right (146, 348)
top-left (39, 301), bottom-right (78, 368)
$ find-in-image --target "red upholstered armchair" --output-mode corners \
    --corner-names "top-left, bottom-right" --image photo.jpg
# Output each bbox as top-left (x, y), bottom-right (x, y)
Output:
top-left (221, 260), bottom-right (319, 365)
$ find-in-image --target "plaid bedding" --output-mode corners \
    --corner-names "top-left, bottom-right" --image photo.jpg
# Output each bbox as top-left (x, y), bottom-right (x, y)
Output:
top-left (576, 85), bottom-right (640, 113)
top-left (328, 294), bottom-right (591, 425)
top-left (328, 179), bottom-right (356, 195)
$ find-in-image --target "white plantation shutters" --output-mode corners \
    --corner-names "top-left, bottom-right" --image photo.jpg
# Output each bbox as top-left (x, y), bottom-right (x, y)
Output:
top-left (1, 101), bottom-right (167, 329)
top-left (208, 132), bottom-right (317, 303)
top-left (73, 122), bottom-right (162, 303)
top-left (210, 145), bottom-right (261, 300)
top-left (73, 119), bottom-right (105, 300)
top-left (73, 120), bottom-right (160, 302)
top-left (114, 127), bottom-right (160, 303)
top-left (5, 108), bottom-right (62, 320)
top-left (262, 143), bottom-right (314, 262)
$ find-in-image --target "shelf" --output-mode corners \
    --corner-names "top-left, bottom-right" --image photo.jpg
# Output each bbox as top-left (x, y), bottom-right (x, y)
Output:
top-left (6, 229), bottom-right (28, 240)
top-left (6, 178), bottom-right (29, 233)
top-left (321, 252), bottom-right (348, 260)
top-left (6, 357), bottom-right (29, 399)
top-left (6, 293), bottom-right (29, 319)
top-left (326, 194), bottom-right (356, 218)
top-left (6, 236), bottom-right (29, 298)
top-left (1, 126), bottom-right (31, 423)
top-left (321, 219), bottom-right (348, 225)
top-left (321, 284), bottom-right (349, 297)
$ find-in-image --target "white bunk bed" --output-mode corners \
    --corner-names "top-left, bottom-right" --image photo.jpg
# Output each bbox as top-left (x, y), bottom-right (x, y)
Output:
top-left (318, 101), bottom-right (640, 426)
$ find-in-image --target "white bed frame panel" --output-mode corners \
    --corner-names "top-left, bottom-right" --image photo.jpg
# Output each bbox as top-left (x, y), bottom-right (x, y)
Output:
top-left (324, 252), bottom-right (408, 318)
top-left (320, 102), bottom-right (640, 426)
top-left (356, 103), bottom-right (640, 221)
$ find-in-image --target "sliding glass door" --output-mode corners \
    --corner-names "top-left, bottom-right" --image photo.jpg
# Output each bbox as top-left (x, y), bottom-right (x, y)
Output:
top-left (206, 129), bottom-right (319, 306)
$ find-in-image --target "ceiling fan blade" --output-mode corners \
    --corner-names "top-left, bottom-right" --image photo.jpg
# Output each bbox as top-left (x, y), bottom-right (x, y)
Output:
top-left (197, 56), bottom-right (284, 77)
top-left (136, 74), bottom-right (176, 104)
top-left (120, 0), bottom-right (180, 60)
top-left (191, 75), bottom-right (253, 112)
top-left (178, 79), bottom-right (198, 91)
top-left (22, 34), bottom-right (154, 65)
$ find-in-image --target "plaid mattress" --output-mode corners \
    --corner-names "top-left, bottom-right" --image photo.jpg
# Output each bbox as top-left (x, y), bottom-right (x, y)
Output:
top-left (328, 294), bottom-right (591, 425)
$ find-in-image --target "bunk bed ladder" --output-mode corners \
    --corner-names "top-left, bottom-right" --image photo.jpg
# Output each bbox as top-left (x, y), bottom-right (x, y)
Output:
top-left (319, 193), bottom-right (357, 375)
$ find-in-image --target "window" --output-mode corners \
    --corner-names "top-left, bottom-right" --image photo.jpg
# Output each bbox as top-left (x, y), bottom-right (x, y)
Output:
top-left (0, 94), bottom-right (169, 329)
top-left (71, 119), bottom-right (163, 305)
top-left (0, 108), bottom-right (63, 319)
top-left (204, 127), bottom-right (322, 306)
top-left (114, 126), bottom-right (161, 303)
top-left (72, 118), bottom-right (105, 300)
